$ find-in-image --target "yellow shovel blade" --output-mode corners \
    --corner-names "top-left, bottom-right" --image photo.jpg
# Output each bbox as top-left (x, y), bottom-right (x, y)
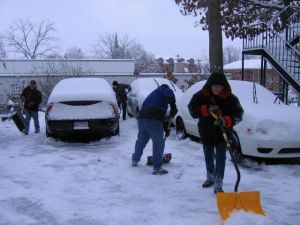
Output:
top-left (217, 191), bottom-right (265, 221)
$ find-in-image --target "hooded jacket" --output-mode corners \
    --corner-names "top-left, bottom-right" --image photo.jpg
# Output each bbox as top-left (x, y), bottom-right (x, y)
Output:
top-left (138, 84), bottom-right (177, 121)
top-left (188, 72), bottom-right (244, 145)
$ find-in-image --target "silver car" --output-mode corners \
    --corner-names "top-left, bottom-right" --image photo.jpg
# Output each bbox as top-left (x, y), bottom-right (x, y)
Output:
top-left (127, 77), bottom-right (183, 118)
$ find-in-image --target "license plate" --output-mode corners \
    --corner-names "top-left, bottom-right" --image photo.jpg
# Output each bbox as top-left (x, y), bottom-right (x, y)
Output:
top-left (73, 121), bottom-right (89, 130)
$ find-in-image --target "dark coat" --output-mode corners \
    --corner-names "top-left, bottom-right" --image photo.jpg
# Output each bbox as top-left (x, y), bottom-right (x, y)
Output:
top-left (113, 83), bottom-right (131, 102)
top-left (21, 86), bottom-right (43, 111)
top-left (138, 84), bottom-right (177, 121)
top-left (188, 72), bottom-right (244, 145)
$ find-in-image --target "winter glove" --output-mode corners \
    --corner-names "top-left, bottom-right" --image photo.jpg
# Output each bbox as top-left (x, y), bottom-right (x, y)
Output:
top-left (170, 104), bottom-right (178, 118)
top-left (164, 128), bottom-right (170, 137)
top-left (209, 106), bottom-right (221, 117)
top-left (213, 117), bottom-right (225, 127)
top-left (163, 120), bottom-right (171, 137)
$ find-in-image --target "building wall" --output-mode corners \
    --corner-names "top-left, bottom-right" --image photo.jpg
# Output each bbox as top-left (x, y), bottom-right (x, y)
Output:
top-left (0, 59), bottom-right (135, 75)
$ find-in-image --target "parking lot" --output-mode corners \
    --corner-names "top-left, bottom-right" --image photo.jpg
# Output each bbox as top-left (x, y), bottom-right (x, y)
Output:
top-left (0, 113), bottom-right (300, 225)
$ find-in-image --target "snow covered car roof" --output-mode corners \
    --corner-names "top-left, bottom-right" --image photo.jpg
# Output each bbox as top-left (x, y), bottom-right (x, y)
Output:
top-left (184, 80), bottom-right (277, 105)
top-left (47, 78), bottom-right (117, 104)
top-left (130, 77), bottom-right (183, 102)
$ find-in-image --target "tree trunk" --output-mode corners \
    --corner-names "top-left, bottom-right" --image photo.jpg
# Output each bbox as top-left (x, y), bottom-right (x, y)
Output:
top-left (207, 0), bottom-right (223, 73)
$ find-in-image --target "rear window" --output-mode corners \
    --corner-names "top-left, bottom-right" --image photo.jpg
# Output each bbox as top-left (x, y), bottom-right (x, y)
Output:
top-left (60, 100), bottom-right (101, 106)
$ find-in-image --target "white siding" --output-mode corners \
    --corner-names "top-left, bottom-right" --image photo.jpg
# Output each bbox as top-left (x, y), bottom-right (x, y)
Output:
top-left (0, 59), bottom-right (135, 76)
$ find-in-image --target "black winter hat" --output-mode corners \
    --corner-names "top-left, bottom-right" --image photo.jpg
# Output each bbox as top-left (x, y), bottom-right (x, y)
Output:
top-left (209, 72), bottom-right (227, 86)
top-left (112, 81), bottom-right (118, 86)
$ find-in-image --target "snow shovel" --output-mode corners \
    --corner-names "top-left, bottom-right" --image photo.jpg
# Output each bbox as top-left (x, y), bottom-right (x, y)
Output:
top-left (211, 111), bottom-right (265, 221)
top-left (147, 117), bottom-right (172, 166)
top-left (146, 153), bottom-right (172, 166)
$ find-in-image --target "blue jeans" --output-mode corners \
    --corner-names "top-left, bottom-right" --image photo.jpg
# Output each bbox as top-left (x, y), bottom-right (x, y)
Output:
top-left (25, 110), bottom-right (40, 133)
top-left (132, 119), bottom-right (164, 169)
top-left (203, 143), bottom-right (227, 188)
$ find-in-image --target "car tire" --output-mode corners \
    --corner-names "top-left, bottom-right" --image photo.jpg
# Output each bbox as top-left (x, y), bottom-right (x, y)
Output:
top-left (135, 107), bottom-right (139, 118)
top-left (176, 117), bottom-right (188, 140)
top-left (46, 127), bottom-right (52, 138)
top-left (46, 126), bottom-right (58, 138)
top-left (115, 121), bottom-right (120, 136)
top-left (127, 111), bottom-right (133, 118)
top-left (230, 131), bottom-right (244, 163)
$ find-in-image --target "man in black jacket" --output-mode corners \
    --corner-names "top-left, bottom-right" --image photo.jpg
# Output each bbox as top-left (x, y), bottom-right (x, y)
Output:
top-left (20, 80), bottom-right (42, 135)
top-left (188, 72), bottom-right (244, 193)
top-left (112, 81), bottom-right (131, 120)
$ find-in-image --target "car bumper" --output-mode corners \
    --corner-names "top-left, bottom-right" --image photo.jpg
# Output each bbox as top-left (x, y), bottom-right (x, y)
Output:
top-left (239, 135), bottom-right (300, 159)
top-left (46, 118), bottom-right (119, 137)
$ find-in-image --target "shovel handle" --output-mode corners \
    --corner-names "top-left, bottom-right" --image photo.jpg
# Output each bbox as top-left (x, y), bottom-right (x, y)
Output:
top-left (211, 111), bottom-right (241, 192)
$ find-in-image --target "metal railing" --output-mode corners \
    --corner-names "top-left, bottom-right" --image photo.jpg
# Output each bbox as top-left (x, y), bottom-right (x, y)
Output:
top-left (287, 10), bottom-right (300, 44)
top-left (243, 22), bottom-right (300, 84)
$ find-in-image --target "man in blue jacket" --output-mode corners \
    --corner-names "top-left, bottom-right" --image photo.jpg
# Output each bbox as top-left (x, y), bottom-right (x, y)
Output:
top-left (131, 84), bottom-right (178, 175)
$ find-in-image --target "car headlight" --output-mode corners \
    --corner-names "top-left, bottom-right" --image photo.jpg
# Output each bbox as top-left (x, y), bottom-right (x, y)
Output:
top-left (247, 128), bottom-right (253, 135)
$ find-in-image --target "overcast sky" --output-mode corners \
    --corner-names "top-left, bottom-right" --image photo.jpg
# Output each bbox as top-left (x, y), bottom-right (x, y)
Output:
top-left (0, 0), bottom-right (242, 59)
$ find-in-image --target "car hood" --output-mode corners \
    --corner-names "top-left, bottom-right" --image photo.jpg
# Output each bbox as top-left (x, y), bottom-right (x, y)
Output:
top-left (235, 103), bottom-right (300, 140)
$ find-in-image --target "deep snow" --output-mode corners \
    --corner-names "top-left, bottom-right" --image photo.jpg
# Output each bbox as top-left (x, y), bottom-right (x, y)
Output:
top-left (0, 114), bottom-right (300, 225)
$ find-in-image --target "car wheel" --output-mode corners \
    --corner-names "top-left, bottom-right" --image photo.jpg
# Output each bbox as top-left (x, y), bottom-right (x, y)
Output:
top-left (115, 121), bottom-right (120, 136)
top-left (46, 127), bottom-right (52, 138)
top-left (135, 107), bottom-right (139, 118)
top-left (176, 117), bottom-right (188, 140)
top-left (230, 131), bottom-right (244, 163)
top-left (127, 111), bottom-right (133, 118)
top-left (46, 126), bottom-right (58, 138)
top-left (111, 120), bottom-right (120, 136)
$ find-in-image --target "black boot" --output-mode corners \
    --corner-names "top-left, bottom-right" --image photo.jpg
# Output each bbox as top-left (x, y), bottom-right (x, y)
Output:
top-left (202, 180), bottom-right (214, 188)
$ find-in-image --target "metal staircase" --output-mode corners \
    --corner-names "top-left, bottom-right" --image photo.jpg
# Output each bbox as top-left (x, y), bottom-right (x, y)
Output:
top-left (242, 5), bottom-right (300, 104)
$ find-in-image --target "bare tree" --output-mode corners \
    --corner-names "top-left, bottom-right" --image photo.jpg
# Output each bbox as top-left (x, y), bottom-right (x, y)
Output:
top-left (6, 19), bottom-right (58, 59)
top-left (92, 33), bottom-right (133, 59)
top-left (92, 32), bottom-right (159, 72)
top-left (0, 36), bottom-right (7, 59)
top-left (135, 51), bottom-right (160, 73)
top-left (30, 61), bottom-right (94, 103)
top-left (223, 45), bottom-right (242, 65)
top-left (46, 52), bottom-right (63, 59)
top-left (64, 47), bottom-right (85, 59)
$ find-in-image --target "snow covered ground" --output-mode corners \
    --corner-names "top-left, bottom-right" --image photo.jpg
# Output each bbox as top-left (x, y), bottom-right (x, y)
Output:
top-left (0, 113), bottom-right (299, 225)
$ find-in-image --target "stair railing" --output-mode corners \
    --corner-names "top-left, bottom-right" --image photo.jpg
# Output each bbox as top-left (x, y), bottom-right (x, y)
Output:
top-left (243, 22), bottom-right (300, 84)
top-left (287, 10), bottom-right (300, 42)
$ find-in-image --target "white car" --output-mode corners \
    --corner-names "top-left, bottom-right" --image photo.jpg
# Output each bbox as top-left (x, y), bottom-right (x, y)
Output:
top-left (45, 78), bottom-right (119, 138)
top-left (127, 77), bottom-right (183, 117)
top-left (175, 80), bottom-right (300, 160)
